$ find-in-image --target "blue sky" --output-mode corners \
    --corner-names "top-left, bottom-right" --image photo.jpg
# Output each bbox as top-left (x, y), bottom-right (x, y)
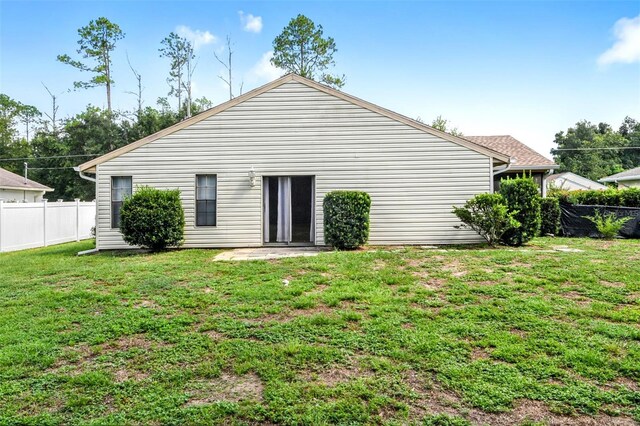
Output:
top-left (1, 0), bottom-right (639, 156)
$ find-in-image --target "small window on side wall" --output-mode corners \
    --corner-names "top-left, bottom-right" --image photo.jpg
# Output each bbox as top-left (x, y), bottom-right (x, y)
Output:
top-left (111, 176), bottom-right (132, 228)
top-left (196, 175), bottom-right (216, 226)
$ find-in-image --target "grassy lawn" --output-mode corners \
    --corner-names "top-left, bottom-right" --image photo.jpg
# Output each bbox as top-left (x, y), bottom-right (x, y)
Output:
top-left (0, 238), bottom-right (639, 425)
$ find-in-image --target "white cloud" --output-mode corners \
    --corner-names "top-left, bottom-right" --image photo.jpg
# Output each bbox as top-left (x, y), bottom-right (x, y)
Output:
top-left (247, 51), bottom-right (284, 83)
top-left (239, 11), bottom-right (263, 33)
top-left (597, 15), bottom-right (640, 66)
top-left (176, 25), bottom-right (217, 51)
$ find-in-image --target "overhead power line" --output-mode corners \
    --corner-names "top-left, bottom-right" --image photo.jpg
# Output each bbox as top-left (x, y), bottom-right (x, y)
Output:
top-left (553, 147), bottom-right (640, 152)
top-left (27, 167), bottom-right (78, 170)
top-left (0, 154), bottom-right (98, 162)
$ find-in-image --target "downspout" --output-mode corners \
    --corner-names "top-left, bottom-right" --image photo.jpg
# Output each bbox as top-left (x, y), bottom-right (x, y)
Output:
top-left (74, 166), bottom-right (96, 183)
top-left (73, 166), bottom-right (99, 255)
top-left (491, 158), bottom-right (513, 193)
top-left (542, 169), bottom-right (554, 197)
top-left (493, 158), bottom-right (514, 176)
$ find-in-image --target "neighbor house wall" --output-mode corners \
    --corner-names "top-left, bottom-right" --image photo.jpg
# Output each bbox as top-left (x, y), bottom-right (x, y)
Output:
top-left (0, 188), bottom-right (45, 202)
top-left (96, 81), bottom-right (492, 249)
top-left (617, 180), bottom-right (640, 189)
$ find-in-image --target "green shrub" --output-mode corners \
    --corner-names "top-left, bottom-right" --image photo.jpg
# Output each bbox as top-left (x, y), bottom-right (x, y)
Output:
top-left (540, 197), bottom-right (561, 236)
top-left (565, 187), bottom-right (640, 207)
top-left (583, 210), bottom-right (632, 239)
top-left (452, 193), bottom-right (520, 246)
top-left (499, 175), bottom-right (541, 246)
top-left (323, 191), bottom-right (371, 250)
top-left (120, 186), bottom-right (185, 250)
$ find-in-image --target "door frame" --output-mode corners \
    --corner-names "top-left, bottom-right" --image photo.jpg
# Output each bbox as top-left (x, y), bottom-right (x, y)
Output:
top-left (261, 175), bottom-right (316, 246)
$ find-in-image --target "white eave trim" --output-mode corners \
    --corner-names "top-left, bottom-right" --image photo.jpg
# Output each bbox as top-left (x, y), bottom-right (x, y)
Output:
top-left (600, 175), bottom-right (640, 183)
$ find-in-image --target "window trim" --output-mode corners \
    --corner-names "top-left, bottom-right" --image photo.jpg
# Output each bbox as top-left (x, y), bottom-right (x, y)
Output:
top-left (195, 174), bottom-right (217, 227)
top-left (110, 175), bottom-right (132, 229)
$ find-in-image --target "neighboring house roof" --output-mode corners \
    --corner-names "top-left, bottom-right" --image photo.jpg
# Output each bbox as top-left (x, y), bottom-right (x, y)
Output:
top-left (547, 172), bottom-right (607, 190)
top-left (599, 166), bottom-right (640, 183)
top-left (0, 167), bottom-right (53, 192)
top-left (465, 135), bottom-right (557, 170)
top-left (78, 73), bottom-right (510, 173)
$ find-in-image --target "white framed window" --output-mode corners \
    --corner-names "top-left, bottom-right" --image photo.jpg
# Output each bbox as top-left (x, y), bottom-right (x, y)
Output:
top-left (196, 175), bottom-right (217, 226)
top-left (111, 176), bottom-right (132, 228)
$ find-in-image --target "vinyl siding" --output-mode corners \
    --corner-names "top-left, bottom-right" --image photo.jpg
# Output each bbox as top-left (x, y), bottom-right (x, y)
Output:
top-left (96, 81), bottom-right (491, 249)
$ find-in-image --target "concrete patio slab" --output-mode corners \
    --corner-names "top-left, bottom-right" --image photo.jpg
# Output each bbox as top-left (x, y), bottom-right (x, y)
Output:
top-left (213, 247), bottom-right (331, 261)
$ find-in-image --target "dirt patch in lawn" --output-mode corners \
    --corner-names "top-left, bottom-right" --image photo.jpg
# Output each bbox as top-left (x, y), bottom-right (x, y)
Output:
top-left (255, 305), bottom-right (336, 323)
top-left (442, 259), bottom-right (468, 277)
top-left (562, 291), bottom-right (593, 306)
top-left (133, 299), bottom-right (160, 309)
top-left (185, 372), bottom-right (263, 406)
top-left (600, 281), bottom-right (627, 288)
top-left (113, 368), bottom-right (149, 383)
top-left (469, 400), bottom-right (637, 426)
top-left (302, 364), bottom-right (373, 386)
top-left (405, 370), bottom-right (637, 425)
top-left (470, 346), bottom-right (491, 360)
top-left (418, 277), bottom-right (447, 290)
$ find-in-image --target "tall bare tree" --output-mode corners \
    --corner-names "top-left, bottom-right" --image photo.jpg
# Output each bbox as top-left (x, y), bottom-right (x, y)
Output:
top-left (182, 42), bottom-right (196, 118)
top-left (125, 53), bottom-right (144, 120)
top-left (214, 36), bottom-right (243, 100)
top-left (19, 105), bottom-right (41, 142)
top-left (159, 32), bottom-right (194, 115)
top-left (41, 83), bottom-right (60, 133)
top-left (57, 17), bottom-right (125, 113)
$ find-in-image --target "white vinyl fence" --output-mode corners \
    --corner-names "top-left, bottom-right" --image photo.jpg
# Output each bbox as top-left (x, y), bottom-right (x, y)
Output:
top-left (0, 200), bottom-right (96, 253)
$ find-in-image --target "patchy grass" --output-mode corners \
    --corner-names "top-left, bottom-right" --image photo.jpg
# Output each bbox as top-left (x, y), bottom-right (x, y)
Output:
top-left (0, 238), bottom-right (639, 425)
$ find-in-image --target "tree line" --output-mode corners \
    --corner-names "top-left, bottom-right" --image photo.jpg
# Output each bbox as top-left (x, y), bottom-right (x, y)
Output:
top-left (0, 14), bottom-right (344, 200)
top-left (552, 117), bottom-right (640, 182)
top-left (2, 13), bottom-right (637, 201)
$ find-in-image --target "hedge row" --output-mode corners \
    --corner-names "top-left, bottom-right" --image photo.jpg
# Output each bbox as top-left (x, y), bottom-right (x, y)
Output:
top-left (558, 188), bottom-right (640, 208)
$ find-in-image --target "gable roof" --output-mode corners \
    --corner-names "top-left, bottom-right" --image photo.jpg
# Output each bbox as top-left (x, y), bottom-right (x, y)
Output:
top-left (599, 166), bottom-right (640, 183)
top-left (0, 167), bottom-right (53, 192)
top-left (465, 135), bottom-right (557, 170)
top-left (78, 74), bottom-right (510, 172)
top-left (547, 172), bottom-right (607, 190)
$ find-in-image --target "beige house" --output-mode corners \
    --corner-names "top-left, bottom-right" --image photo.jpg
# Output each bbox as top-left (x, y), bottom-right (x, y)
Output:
top-left (465, 135), bottom-right (558, 196)
top-left (600, 167), bottom-right (640, 188)
top-left (0, 167), bottom-right (53, 202)
top-left (546, 172), bottom-right (607, 191)
top-left (77, 74), bottom-right (511, 250)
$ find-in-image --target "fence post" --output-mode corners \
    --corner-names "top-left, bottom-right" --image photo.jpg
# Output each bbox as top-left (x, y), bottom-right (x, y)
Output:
top-left (0, 200), bottom-right (4, 253)
top-left (75, 199), bottom-right (80, 242)
top-left (43, 199), bottom-right (48, 247)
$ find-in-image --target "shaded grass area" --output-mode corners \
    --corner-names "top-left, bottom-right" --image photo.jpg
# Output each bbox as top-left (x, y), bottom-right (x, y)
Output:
top-left (0, 238), bottom-right (639, 425)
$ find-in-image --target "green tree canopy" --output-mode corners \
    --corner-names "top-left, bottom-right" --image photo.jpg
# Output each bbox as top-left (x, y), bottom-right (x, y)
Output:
top-left (271, 14), bottom-right (345, 88)
top-left (57, 17), bottom-right (124, 113)
top-left (551, 119), bottom-right (639, 181)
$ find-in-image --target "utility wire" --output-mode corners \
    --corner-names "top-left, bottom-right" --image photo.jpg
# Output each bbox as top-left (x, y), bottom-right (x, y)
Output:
top-left (0, 154), bottom-right (98, 162)
top-left (27, 167), bottom-right (78, 170)
top-left (552, 147), bottom-right (640, 151)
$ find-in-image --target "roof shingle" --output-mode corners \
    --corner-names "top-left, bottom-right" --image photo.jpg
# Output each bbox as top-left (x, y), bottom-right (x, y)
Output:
top-left (465, 135), bottom-right (556, 168)
top-left (0, 167), bottom-right (53, 191)
top-left (600, 166), bottom-right (640, 182)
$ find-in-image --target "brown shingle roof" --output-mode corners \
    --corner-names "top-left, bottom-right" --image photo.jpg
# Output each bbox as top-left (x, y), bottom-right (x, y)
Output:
top-left (0, 167), bottom-right (53, 191)
top-left (465, 135), bottom-right (557, 169)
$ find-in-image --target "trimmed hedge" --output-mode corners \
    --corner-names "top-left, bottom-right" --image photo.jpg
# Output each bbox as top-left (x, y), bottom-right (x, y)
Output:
top-left (499, 175), bottom-right (541, 246)
top-left (540, 197), bottom-right (561, 236)
top-left (452, 193), bottom-right (520, 246)
top-left (323, 191), bottom-right (371, 250)
top-left (559, 188), bottom-right (640, 208)
top-left (120, 186), bottom-right (185, 251)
